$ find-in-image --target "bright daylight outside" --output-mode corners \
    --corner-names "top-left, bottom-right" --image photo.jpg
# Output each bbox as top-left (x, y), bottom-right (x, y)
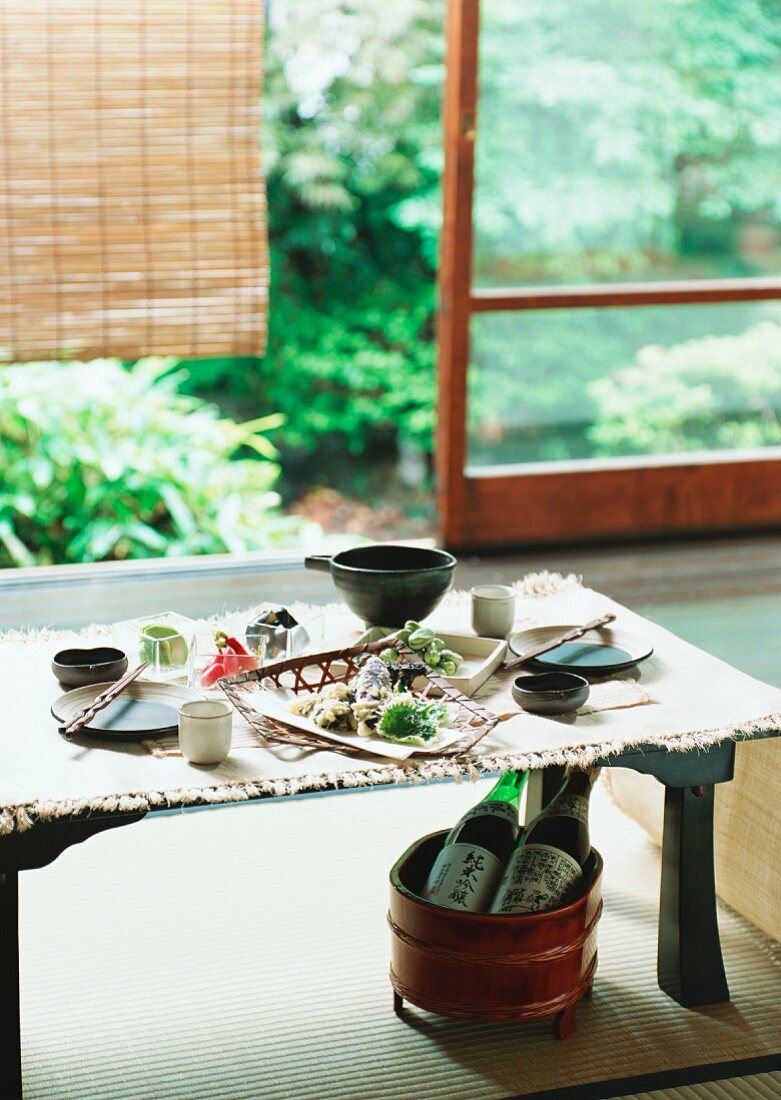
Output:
top-left (3, 5), bottom-right (781, 1100)
top-left (2, 0), bottom-right (781, 569)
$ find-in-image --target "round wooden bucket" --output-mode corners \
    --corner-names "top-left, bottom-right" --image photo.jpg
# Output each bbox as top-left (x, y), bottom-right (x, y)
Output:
top-left (388, 831), bottom-right (603, 1038)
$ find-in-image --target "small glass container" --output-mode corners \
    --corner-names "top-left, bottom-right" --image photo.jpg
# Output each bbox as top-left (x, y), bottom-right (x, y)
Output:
top-left (296, 608), bottom-right (326, 654)
top-left (188, 630), bottom-right (264, 691)
top-left (113, 611), bottom-right (196, 681)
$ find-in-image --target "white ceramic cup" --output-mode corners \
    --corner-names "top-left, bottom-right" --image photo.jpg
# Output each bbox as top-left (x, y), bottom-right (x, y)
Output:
top-left (471, 584), bottom-right (516, 639)
top-left (178, 700), bottom-right (233, 765)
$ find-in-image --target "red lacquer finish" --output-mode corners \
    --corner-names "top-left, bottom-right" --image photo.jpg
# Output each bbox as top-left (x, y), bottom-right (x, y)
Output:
top-left (388, 831), bottom-right (602, 1038)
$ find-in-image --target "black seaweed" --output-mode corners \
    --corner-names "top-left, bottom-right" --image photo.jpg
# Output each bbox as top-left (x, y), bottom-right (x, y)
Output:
top-left (389, 662), bottom-right (428, 690)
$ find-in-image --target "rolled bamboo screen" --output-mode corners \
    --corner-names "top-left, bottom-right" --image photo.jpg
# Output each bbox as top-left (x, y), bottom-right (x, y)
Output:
top-left (0, 0), bottom-right (267, 362)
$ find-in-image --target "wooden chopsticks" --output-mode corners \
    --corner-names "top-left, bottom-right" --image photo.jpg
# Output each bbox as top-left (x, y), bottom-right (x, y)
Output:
top-left (58, 661), bottom-right (149, 740)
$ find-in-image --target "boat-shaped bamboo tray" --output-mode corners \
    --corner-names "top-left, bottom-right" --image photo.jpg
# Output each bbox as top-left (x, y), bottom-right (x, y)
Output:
top-left (219, 639), bottom-right (500, 758)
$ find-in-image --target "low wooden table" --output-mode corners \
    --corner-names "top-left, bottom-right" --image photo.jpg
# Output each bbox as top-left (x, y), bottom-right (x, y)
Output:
top-left (2, 582), bottom-right (780, 1099)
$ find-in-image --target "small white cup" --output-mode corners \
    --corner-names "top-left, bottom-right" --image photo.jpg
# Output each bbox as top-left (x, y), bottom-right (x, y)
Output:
top-left (178, 700), bottom-right (233, 765)
top-left (471, 584), bottom-right (516, 639)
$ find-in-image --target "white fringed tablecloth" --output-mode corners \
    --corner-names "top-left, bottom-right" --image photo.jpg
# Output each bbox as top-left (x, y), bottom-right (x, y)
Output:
top-left (2, 573), bottom-right (781, 835)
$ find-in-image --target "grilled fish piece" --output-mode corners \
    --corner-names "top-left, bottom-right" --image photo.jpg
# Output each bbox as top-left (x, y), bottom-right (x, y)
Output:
top-left (351, 654), bottom-right (392, 703)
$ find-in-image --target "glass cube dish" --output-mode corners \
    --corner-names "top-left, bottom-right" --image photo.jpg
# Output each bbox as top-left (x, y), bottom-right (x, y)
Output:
top-left (113, 611), bottom-right (197, 682)
top-left (189, 630), bottom-right (265, 691)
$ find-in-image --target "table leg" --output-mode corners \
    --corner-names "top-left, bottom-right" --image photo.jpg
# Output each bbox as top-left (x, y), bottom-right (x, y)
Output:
top-left (0, 811), bottom-right (146, 1100)
top-left (0, 871), bottom-right (22, 1100)
top-left (657, 784), bottom-right (729, 1007)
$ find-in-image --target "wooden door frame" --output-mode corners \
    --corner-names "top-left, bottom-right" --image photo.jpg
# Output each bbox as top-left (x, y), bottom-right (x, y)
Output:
top-left (436, 0), bottom-right (781, 551)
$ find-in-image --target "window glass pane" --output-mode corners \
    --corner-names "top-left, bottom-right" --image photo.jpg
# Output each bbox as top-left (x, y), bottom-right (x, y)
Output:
top-left (467, 302), bottom-right (781, 466)
top-left (474, 0), bottom-right (781, 288)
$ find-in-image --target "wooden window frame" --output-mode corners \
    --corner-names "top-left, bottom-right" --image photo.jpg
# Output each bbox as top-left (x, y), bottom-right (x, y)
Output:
top-left (436, 0), bottom-right (781, 550)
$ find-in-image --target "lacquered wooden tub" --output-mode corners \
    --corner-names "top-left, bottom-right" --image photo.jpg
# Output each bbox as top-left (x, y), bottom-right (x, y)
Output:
top-left (388, 831), bottom-right (603, 1038)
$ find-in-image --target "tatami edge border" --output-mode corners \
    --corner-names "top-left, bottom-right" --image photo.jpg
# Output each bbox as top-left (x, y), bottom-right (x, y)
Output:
top-left (500, 1052), bottom-right (781, 1100)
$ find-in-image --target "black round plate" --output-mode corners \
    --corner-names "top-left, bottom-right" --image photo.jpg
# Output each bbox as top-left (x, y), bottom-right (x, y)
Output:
top-left (79, 698), bottom-right (179, 739)
top-left (509, 624), bottom-right (653, 679)
top-left (530, 641), bottom-right (649, 677)
top-left (51, 681), bottom-right (195, 741)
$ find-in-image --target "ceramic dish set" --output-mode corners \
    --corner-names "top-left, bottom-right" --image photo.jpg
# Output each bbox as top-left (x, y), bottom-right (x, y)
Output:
top-left (49, 542), bottom-right (654, 750)
top-left (507, 622), bottom-right (653, 714)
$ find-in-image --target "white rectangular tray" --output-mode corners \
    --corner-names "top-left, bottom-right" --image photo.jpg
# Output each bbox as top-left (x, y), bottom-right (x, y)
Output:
top-left (355, 627), bottom-right (507, 697)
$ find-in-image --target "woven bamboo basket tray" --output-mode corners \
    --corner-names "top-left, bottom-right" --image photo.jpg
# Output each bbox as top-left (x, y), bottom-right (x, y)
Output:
top-left (219, 639), bottom-right (499, 757)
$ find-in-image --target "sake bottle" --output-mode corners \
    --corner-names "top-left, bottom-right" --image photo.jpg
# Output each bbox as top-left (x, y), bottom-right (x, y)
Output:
top-left (490, 767), bottom-right (599, 915)
top-left (421, 770), bottom-right (528, 913)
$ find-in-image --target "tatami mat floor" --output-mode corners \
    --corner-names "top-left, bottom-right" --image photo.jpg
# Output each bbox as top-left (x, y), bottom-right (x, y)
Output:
top-left (19, 778), bottom-right (781, 1100)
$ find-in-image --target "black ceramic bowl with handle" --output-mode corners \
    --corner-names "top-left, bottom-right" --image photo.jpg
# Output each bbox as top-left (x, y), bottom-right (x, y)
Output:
top-left (304, 544), bottom-right (457, 626)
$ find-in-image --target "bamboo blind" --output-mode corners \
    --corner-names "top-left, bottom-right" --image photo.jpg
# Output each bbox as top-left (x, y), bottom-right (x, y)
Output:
top-left (0, 0), bottom-right (267, 362)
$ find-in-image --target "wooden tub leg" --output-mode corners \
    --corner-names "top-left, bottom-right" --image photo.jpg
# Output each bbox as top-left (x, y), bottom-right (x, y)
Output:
top-left (393, 991), bottom-right (404, 1016)
top-left (554, 1002), bottom-right (577, 1039)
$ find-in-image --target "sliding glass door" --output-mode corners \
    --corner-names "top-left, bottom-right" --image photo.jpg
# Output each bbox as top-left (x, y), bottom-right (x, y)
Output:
top-left (438, 0), bottom-right (781, 547)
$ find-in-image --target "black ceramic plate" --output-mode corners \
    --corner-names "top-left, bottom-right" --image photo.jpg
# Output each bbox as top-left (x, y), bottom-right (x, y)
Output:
top-left (509, 624), bottom-right (653, 679)
top-left (52, 680), bottom-right (197, 740)
top-left (79, 698), bottom-right (179, 738)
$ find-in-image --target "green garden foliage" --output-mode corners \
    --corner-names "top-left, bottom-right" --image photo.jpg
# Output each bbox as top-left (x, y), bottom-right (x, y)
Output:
top-left (463, 0), bottom-right (781, 465)
top-left (0, 358), bottom-right (311, 567)
top-left (187, 0), bottom-right (443, 457)
top-left (5, 0), bottom-right (781, 569)
top-left (229, 0), bottom-right (781, 467)
top-left (589, 322), bottom-right (781, 455)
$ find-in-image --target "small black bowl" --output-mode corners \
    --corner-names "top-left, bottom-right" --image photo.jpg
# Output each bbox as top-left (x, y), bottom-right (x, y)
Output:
top-left (512, 672), bottom-right (590, 715)
top-left (52, 646), bottom-right (128, 688)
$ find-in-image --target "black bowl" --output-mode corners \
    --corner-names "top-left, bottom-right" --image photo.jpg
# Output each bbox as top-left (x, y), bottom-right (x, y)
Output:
top-left (52, 646), bottom-right (128, 688)
top-left (305, 545), bottom-right (457, 626)
top-left (512, 672), bottom-right (590, 715)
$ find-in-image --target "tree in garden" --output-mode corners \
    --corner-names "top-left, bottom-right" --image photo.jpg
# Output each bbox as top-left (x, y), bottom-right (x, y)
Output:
top-left (257, 0), bottom-right (443, 460)
top-left (588, 321), bottom-right (781, 456)
top-left (466, 0), bottom-right (781, 462)
top-left (245, 0), bottom-right (781, 466)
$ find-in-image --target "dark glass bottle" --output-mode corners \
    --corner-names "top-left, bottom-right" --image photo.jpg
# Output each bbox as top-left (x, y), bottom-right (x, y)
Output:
top-left (490, 767), bottom-right (598, 915)
top-left (421, 771), bottom-right (528, 912)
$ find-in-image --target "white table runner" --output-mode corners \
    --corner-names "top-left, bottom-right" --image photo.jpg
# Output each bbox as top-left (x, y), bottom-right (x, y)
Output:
top-left (2, 572), bottom-right (781, 835)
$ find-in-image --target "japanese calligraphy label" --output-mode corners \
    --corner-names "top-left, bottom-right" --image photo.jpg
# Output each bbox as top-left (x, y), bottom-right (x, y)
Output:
top-left (490, 843), bottom-right (582, 914)
top-left (530, 794), bottom-right (589, 829)
top-left (421, 843), bottom-right (505, 912)
top-left (445, 799), bottom-right (519, 844)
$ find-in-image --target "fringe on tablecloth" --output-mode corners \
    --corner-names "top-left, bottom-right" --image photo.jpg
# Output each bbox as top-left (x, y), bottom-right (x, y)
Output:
top-left (3, 709), bottom-right (781, 837)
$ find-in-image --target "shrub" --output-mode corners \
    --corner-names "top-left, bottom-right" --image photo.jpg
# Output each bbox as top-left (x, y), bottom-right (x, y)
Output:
top-left (183, 0), bottom-right (443, 459)
top-left (0, 358), bottom-right (312, 567)
top-left (588, 322), bottom-right (781, 455)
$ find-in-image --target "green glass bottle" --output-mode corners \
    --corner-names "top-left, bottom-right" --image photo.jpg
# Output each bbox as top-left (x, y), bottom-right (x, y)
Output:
top-left (490, 767), bottom-right (599, 915)
top-left (421, 771), bottom-right (529, 913)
